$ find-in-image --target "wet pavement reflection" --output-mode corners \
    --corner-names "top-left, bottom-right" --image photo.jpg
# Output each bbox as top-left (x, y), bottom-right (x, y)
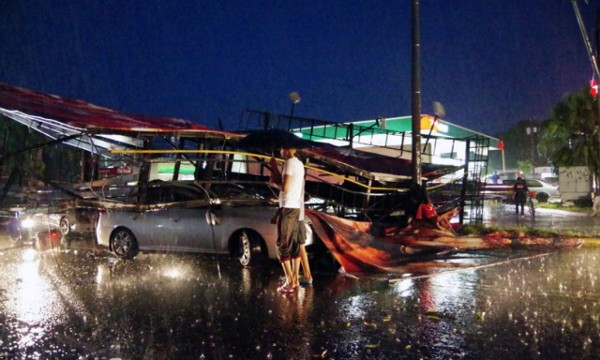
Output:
top-left (480, 200), bottom-right (600, 235)
top-left (0, 204), bottom-right (599, 359)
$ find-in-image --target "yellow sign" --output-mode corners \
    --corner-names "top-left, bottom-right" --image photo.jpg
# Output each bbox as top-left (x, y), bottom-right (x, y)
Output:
top-left (419, 115), bottom-right (448, 133)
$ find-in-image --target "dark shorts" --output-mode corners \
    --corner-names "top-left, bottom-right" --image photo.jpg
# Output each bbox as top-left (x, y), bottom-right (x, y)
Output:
top-left (298, 220), bottom-right (306, 245)
top-left (276, 208), bottom-right (301, 262)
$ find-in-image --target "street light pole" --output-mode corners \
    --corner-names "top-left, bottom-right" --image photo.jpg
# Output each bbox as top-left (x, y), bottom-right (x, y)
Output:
top-left (525, 118), bottom-right (537, 175)
top-left (288, 92), bottom-right (301, 130)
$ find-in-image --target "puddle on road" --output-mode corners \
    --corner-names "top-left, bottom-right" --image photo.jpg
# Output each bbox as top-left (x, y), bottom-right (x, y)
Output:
top-left (0, 240), bottom-right (597, 359)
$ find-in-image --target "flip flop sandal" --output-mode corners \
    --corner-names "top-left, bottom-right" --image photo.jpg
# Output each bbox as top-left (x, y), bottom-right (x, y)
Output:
top-left (299, 279), bottom-right (313, 286)
top-left (277, 284), bottom-right (295, 293)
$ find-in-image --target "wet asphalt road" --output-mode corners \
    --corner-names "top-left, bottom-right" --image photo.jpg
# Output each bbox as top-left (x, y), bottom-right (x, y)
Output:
top-left (0, 204), bottom-right (599, 359)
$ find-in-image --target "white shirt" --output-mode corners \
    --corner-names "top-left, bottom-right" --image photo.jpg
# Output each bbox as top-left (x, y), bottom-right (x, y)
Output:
top-left (279, 156), bottom-right (304, 209)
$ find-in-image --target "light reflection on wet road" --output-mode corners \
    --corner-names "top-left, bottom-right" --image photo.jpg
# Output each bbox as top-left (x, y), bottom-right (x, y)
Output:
top-left (0, 204), bottom-right (598, 359)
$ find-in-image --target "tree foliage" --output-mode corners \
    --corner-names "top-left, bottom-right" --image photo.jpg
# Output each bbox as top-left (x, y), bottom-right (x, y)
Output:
top-left (537, 87), bottom-right (600, 187)
top-left (491, 119), bottom-right (546, 175)
top-left (0, 116), bottom-right (81, 186)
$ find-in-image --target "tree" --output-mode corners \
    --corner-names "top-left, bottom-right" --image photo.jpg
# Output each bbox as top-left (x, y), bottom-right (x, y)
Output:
top-left (537, 87), bottom-right (600, 188)
top-left (0, 115), bottom-right (81, 186)
top-left (491, 119), bottom-right (547, 174)
top-left (516, 160), bottom-right (533, 176)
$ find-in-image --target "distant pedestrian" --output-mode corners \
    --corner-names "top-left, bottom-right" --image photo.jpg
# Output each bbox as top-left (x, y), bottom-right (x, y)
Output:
top-left (513, 177), bottom-right (529, 215)
top-left (491, 171), bottom-right (500, 184)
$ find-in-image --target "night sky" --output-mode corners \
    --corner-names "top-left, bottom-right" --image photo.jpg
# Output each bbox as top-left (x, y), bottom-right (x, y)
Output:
top-left (1, 0), bottom-right (599, 136)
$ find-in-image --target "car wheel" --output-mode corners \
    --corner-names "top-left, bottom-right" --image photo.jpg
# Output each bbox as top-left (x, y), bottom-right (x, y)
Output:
top-left (7, 218), bottom-right (22, 245)
top-left (536, 192), bottom-right (549, 203)
top-left (110, 228), bottom-right (139, 260)
top-left (237, 230), bottom-right (264, 267)
top-left (59, 216), bottom-right (71, 236)
top-left (8, 231), bottom-right (22, 245)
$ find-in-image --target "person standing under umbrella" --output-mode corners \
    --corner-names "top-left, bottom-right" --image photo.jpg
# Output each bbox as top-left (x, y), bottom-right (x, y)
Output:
top-left (269, 156), bottom-right (313, 287)
top-left (268, 147), bottom-right (304, 293)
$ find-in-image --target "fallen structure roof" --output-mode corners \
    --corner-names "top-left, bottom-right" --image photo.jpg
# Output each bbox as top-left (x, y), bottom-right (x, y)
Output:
top-left (0, 82), bottom-right (239, 158)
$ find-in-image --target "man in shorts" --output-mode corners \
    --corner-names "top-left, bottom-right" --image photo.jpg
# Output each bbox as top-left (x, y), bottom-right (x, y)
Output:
top-left (269, 147), bottom-right (304, 293)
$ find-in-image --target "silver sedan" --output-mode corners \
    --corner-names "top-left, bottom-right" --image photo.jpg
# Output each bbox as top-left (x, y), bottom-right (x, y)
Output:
top-left (96, 181), bottom-right (306, 266)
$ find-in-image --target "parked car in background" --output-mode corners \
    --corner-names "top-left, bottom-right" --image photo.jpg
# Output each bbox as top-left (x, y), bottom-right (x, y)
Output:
top-left (17, 201), bottom-right (97, 242)
top-left (502, 178), bottom-right (560, 203)
top-left (96, 181), bottom-right (304, 266)
top-left (481, 178), bottom-right (560, 203)
top-left (56, 206), bottom-right (98, 236)
top-left (0, 208), bottom-right (24, 244)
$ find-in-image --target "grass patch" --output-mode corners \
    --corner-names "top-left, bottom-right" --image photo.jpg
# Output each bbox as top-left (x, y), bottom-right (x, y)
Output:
top-left (536, 202), bottom-right (590, 213)
top-left (460, 224), bottom-right (584, 238)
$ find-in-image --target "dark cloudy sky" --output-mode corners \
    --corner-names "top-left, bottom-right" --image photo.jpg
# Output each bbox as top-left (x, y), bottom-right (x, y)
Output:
top-left (1, 0), bottom-right (598, 136)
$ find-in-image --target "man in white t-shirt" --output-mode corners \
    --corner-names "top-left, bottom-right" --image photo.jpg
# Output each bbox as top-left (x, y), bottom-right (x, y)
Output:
top-left (268, 147), bottom-right (304, 293)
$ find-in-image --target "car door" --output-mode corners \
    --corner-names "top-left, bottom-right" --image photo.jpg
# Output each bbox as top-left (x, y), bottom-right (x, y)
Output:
top-left (133, 186), bottom-right (187, 251)
top-left (526, 179), bottom-right (542, 192)
top-left (166, 185), bottom-right (224, 253)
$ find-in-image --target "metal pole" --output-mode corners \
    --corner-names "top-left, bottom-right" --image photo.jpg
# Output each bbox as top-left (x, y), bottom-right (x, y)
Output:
top-left (422, 115), bottom-right (437, 154)
top-left (460, 139), bottom-right (471, 225)
top-left (288, 92), bottom-right (301, 131)
top-left (592, 9), bottom-right (600, 191)
top-left (288, 104), bottom-right (295, 130)
top-left (411, 0), bottom-right (422, 185)
top-left (529, 119), bottom-right (535, 172)
top-left (596, 8), bottom-right (600, 191)
top-left (572, 0), bottom-right (600, 79)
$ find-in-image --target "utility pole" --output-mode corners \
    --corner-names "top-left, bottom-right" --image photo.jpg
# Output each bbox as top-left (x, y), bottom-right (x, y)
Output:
top-left (525, 118), bottom-right (537, 173)
top-left (596, 8), bottom-right (600, 190)
top-left (572, 0), bottom-right (600, 191)
top-left (411, 0), bottom-right (422, 185)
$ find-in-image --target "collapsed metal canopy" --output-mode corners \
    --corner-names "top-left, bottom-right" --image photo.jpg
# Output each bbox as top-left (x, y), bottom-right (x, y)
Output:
top-left (0, 82), bottom-right (460, 184)
top-left (0, 82), bottom-right (237, 158)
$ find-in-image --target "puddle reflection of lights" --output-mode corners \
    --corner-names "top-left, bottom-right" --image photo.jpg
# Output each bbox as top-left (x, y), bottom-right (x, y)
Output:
top-left (21, 248), bottom-right (38, 262)
top-left (21, 218), bottom-right (36, 229)
top-left (426, 271), bottom-right (477, 307)
top-left (15, 255), bottom-right (55, 327)
top-left (163, 267), bottom-right (184, 279)
top-left (96, 264), bottom-right (110, 284)
top-left (346, 297), bottom-right (367, 319)
top-left (392, 279), bottom-right (415, 297)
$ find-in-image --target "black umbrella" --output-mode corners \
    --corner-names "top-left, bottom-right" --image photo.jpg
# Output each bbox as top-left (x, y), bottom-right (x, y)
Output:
top-left (235, 128), bottom-right (316, 151)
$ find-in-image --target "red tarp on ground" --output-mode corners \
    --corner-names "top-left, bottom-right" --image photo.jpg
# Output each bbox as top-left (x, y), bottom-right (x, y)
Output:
top-left (305, 209), bottom-right (583, 273)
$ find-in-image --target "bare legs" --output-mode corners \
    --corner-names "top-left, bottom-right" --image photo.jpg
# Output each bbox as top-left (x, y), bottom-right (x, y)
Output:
top-left (278, 260), bottom-right (295, 293)
top-left (299, 245), bottom-right (312, 284)
top-left (279, 257), bottom-right (301, 293)
top-left (292, 257), bottom-right (301, 287)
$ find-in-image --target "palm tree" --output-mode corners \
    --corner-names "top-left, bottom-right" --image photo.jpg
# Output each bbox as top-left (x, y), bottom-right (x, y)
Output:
top-left (538, 88), bottom-right (600, 188)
